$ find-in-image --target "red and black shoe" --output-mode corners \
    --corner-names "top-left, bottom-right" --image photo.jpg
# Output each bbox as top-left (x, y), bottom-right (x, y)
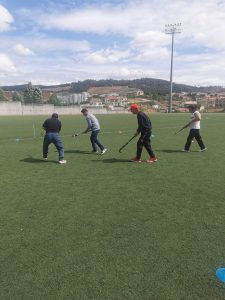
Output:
top-left (130, 157), bottom-right (142, 163)
top-left (146, 156), bottom-right (158, 163)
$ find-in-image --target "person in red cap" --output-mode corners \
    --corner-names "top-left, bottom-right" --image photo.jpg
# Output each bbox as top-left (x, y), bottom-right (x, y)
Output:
top-left (130, 104), bottom-right (157, 163)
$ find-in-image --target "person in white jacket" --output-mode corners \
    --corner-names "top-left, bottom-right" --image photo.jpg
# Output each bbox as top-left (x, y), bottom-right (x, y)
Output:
top-left (81, 108), bottom-right (107, 154)
top-left (182, 105), bottom-right (206, 152)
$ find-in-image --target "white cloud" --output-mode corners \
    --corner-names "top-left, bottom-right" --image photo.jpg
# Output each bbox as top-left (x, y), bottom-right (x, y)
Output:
top-left (112, 67), bottom-right (156, 79)
top-left (174, 51), bottom-right (225, 86)
top-left (131, 31), bottom-right (170, 61)
top-left (179, 2), bottom-right (225, 51)
top-left (13, 44), bottom-right (34, 56)
top-left (0, 53), bottom-right (16, 72)
top-left (18, 38), bottom-right (90, 54)
top-left (0, 36), bottom-right (91, 55)
top-left (1, 0), bottom-right (225, 86)
top-left (35, 39), bottom-right (91, 53)
top-left (37, 7), bottom-right (134, 35)
top-left (0, 5), bottom-right (14, 32)
top-left (35, 1), bottom-right (168, 37)
top-left (137, 48), bottom-right (169, 61)
top-left (84, 48), bottom-right (130, 64)
top-left (35, 0), bottom-right (225, 51)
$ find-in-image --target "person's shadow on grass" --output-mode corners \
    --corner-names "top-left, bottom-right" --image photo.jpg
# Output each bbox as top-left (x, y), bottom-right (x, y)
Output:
top-left (20, 157), bottom-right (58, 164)
top-left (155, 149), bottom-right (183, 153)
top-left (155, 149), bottom-right (199, 153)
top-left (92, 158), bottom-right (131, 163)
top-left (64, 150), bottom-right (94, 155)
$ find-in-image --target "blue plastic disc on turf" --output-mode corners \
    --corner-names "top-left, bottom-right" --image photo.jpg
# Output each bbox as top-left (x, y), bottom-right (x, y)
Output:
top-left (216, 268), bottom-right (225, 283)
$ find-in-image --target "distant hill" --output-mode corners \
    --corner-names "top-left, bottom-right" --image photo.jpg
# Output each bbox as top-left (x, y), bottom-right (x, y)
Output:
top-left (1, 78), bottom-right (225, 94)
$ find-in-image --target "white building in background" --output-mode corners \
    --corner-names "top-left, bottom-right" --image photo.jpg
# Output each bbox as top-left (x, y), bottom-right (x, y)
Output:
top-left (57, 92), bottom-right (89, 105)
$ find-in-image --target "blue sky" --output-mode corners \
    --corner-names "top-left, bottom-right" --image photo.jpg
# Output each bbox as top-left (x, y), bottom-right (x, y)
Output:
top-left (0, 0), bottom-right (225, 86)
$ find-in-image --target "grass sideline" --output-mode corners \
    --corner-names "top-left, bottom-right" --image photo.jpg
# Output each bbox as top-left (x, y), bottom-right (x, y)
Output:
top-left (0, 113), bottom-right (225, 299)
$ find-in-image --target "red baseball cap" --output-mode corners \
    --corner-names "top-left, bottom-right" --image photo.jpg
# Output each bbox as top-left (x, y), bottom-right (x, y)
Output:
top-left (130, 103), bottom-right (138, 110)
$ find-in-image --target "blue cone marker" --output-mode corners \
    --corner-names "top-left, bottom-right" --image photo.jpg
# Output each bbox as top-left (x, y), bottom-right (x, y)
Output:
top-left (216, 268), bottom-right (225, 283)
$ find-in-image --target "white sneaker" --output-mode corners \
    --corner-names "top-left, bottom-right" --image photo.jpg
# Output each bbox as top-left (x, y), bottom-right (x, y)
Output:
top-left (181, 149), bottom-right (190, 152)
top-left (43, 157), bottom-right (48, 161)
top-left (101, 148), bottom-right (107, 155)
top-left (199, 148), bottom-right (207, 152)
top-left (59, 160), bottom-right (67, 164)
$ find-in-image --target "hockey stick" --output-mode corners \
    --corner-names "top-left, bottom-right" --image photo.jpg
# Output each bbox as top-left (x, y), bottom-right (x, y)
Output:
top-left (174, 126), bottom-right (187, 135)
top-left (119, 135), bottom-right (136, 153)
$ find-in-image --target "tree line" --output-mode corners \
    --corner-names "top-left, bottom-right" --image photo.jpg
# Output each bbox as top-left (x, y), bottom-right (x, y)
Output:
top-left (0, 82), bottom-right (60, 104)
top-left (2, 78), bottom-right (225, 95)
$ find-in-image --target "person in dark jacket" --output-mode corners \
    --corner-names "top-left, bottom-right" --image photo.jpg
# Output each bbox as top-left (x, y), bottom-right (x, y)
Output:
top-left (42, 113), bottom-right (67, 164)
top-left (130, 104), bottom-right (157, 163)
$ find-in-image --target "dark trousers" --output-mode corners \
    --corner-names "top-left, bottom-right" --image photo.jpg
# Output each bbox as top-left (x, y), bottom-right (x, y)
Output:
top-left (136, 132), bottom-right (155, 159)
top-left (90, 130), bottom-right (104, 151)
top-left (43, 132), bottom-right (64, 160)
top-left (184, 129), bottom-right (206, 151)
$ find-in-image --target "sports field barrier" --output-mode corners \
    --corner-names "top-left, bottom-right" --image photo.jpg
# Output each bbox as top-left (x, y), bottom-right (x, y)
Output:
top-left (0, 102), bottom-right (129, 116)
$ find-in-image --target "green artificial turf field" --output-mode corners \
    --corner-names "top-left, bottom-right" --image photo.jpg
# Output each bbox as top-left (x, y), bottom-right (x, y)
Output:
top-left (0, 113), bottom-right (225, 299)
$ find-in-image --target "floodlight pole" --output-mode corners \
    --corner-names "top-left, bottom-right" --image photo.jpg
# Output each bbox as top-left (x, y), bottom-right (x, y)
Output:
top-left (165, 23), bottom-right (182, 113)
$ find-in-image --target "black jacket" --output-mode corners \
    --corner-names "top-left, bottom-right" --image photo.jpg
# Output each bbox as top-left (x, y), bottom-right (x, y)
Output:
top-left (137, 111), bottom-right (152, 134)
top-left (43, 118), bottom-right (62, 133)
